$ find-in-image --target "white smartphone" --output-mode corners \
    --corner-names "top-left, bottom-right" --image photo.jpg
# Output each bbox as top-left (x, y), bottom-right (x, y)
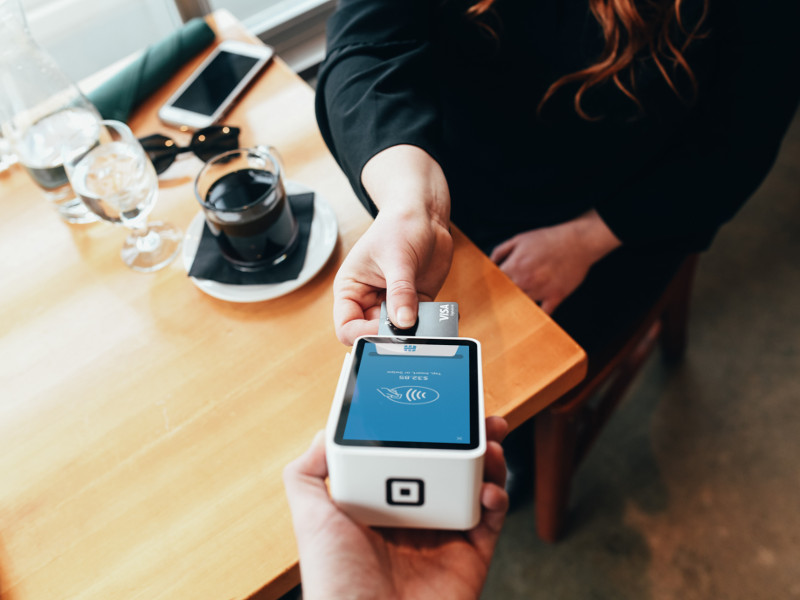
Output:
top-left (158, 40), bottom-right (275, 130)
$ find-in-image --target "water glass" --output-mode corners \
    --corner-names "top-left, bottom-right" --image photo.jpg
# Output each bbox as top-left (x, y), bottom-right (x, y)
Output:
top-left (63, 120), bottom-right (182, 272)
top-left (0, 0), bottom-right (101, 223)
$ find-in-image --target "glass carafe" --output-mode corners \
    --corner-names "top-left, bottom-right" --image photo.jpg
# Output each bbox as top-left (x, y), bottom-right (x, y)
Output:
top-left (0, 0), bottom-right (101, 223)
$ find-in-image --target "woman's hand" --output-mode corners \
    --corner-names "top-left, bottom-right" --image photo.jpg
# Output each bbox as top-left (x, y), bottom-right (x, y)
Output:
top-left (333, 145), bottom-right (453, 345)
top-left (282, 417), bottom-right (510, 600)
top-left (490, 210), bottom-right (621, 314)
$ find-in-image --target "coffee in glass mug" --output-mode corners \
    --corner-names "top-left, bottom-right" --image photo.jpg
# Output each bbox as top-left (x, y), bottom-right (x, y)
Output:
top-left (195, 146), bottom-right (298, 271)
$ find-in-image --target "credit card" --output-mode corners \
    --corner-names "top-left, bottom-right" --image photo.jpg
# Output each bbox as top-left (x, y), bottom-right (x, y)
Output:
top-left (378, 301), bottom-right (459, 337)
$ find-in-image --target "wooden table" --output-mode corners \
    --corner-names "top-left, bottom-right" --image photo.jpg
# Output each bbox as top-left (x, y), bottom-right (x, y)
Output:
top-left (0, 11), bottom-right (586, 600)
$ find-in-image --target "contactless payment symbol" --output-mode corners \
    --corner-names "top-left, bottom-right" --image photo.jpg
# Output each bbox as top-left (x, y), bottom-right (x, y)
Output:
top-left (377, 386), bottom-right (440, 405)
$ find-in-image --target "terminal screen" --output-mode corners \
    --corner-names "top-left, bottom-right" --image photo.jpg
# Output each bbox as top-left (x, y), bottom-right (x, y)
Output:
top-left (335, 338), bottom-right (479, 449)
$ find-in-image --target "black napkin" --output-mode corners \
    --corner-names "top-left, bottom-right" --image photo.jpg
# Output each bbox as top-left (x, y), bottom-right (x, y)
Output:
top-left (87, 18), bottom-right (216, 122)
top-left (188, 192), bottom-right (315, 285)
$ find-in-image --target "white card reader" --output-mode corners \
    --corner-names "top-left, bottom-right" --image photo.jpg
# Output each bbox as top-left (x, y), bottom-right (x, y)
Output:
top-left (326, 335), bottom-right (486, 530)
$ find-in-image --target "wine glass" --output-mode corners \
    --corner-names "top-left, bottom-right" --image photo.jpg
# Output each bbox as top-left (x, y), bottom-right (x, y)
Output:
top-left (63, 119), bottom-right (182, 272)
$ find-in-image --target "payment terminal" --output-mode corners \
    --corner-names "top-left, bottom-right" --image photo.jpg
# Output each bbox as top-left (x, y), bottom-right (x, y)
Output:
top-left (325, 303), bottom-right (486, 530)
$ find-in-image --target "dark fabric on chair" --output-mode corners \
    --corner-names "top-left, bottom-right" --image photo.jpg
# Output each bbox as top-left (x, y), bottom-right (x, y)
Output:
top-left (552, 246), bottom-right (689, 359)
top-left (534, 253), bottom-right (700, 541)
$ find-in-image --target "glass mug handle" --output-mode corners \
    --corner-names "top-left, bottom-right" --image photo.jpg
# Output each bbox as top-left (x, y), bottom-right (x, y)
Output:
top-left (255, 145), bottom-right (284, 178)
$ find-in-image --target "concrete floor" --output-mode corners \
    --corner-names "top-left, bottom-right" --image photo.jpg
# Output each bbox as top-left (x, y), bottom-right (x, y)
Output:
top-left (482, 110), bottom-right (800, 599)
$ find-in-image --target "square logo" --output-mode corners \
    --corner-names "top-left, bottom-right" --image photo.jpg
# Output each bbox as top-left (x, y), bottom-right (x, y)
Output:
top-left (386, 478), bottom-right (425, 506)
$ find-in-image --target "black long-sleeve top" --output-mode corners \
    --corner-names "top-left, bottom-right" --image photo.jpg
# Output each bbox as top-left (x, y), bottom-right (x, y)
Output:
top-left (315, 0), bottom-right (800, 253)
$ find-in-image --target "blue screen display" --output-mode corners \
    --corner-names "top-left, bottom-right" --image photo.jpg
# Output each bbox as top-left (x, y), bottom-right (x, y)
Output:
top-left (340, 341), bottom-right (475, 446)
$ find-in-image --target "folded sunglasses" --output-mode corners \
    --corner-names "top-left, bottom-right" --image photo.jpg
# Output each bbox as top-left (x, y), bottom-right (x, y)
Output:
top-left (139, 125), bottom-right (240, 175)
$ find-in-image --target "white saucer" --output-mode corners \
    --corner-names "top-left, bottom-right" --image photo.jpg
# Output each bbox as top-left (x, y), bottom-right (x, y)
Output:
top-left (182, 181), bottom-right (338, 302)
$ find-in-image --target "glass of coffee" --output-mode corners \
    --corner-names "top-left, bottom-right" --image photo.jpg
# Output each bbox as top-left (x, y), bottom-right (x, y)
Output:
top-left (194, 146), bottom-right (298, 272)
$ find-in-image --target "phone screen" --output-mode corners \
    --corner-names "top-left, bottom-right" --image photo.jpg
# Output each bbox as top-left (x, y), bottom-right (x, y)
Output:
top-left (335, 338), bottom-right (480, 449)
top-left (171, 50), bottom-right (261, 116)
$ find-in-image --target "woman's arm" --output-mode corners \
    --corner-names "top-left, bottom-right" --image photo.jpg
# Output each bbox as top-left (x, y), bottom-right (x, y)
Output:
top-left (315, 0), bottom-right (444, 216)
top-left (316, 0), bottom-right (455, 343)
top-left (333, 145), bottom-right (453, 343)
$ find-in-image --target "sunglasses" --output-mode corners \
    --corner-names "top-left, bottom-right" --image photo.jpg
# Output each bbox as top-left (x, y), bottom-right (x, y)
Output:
top-left (139, 125), bottom-right (241, 175)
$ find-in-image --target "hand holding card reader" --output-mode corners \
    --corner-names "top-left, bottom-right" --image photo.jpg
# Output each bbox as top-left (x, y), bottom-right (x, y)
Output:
top-left (326, 302), bottom-right (485, 530)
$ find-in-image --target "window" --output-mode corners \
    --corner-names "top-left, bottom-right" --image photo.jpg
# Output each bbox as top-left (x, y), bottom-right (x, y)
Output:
top-left (20, 0), bottom-right (333, 82)
top-left (213, 0), bottom-right (334, 74)
top-left (22, 0), bottom-right (182, 81)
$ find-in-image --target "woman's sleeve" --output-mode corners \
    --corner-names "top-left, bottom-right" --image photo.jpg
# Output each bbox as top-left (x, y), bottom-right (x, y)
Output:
top-left (315, 0), bottom-right (443, 215)
top-left (594, 0), bottom-right (800, 252)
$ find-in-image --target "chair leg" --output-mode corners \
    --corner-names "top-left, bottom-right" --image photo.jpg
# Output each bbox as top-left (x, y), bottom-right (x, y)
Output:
top-left (533, 254), bottom-right (700, 542)
top-left (660, 254), bottom-right (699, 363)
top-left (534, 408), bottom-right (578, 543)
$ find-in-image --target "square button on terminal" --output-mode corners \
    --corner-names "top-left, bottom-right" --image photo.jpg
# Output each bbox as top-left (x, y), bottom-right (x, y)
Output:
top-left (386, 478), bottom-right (424, 506)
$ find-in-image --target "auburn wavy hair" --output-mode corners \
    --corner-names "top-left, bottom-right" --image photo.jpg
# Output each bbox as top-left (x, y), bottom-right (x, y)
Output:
top-left (467, 0), bottom-right (710, 119)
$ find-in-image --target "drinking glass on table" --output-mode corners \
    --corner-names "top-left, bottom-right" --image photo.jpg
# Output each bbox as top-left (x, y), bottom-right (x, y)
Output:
top-left (194, 146), bottom-right (298, 271)
top-left (0, 0), bottom-right (101, 223)
top-left (63, 120), bottom-right (182, 272)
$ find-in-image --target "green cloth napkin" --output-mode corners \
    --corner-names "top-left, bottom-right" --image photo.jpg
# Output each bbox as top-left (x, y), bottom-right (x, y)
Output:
top-left (87, 18), bottom-right (216, 122)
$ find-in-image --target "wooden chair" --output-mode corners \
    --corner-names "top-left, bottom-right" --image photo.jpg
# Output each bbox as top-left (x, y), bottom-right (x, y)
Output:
top-left (534, 253), bottom-right (700, 542)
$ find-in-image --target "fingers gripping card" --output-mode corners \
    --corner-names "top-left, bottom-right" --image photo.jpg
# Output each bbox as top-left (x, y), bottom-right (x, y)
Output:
top-left (378, 302), bottom-right (459, 337)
